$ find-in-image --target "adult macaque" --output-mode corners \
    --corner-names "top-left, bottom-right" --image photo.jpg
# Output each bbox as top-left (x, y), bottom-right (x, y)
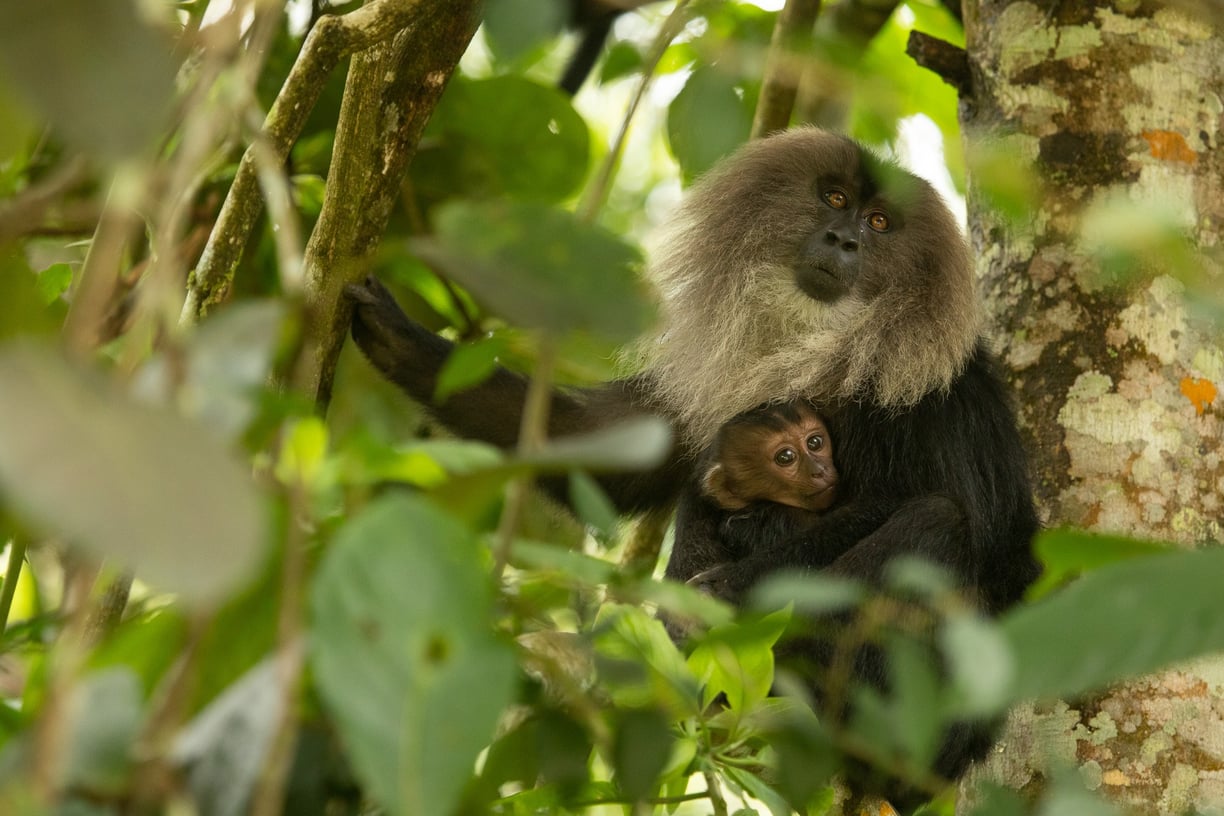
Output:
top-left (346, 128), bottom-right (1039, 804)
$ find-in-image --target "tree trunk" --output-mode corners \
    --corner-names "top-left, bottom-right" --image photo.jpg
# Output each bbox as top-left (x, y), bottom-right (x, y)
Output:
top-left (960, 1), bottom-right (1224, 812)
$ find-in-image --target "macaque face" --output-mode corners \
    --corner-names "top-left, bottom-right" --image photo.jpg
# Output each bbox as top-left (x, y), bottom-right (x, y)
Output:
top-left (703, 405), bottom-right (838, 513)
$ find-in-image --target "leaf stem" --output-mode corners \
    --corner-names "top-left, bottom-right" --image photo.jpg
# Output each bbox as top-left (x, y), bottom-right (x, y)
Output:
top-left (0, 537), bottom-right (28, 633)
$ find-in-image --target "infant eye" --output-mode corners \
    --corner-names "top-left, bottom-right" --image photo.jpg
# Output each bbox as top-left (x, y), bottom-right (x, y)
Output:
top-left (866, 211), bottom-right (890, 232)
top-left (806, 433), bottom-right (824, 452)
top-left (824, 190), bottom-right (848, 209)
top-left (774, 448), bottom-right (797, 466)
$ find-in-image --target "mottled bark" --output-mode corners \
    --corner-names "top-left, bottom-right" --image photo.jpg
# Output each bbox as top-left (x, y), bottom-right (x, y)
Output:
top-left (960, 1), bottom-right (1224, 812)
top-left (290, 0), bottom-right (483, 406)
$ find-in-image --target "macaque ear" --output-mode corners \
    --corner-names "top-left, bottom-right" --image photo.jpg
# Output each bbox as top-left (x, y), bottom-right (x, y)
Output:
top-left (701, 463), bottom-right (749, 511)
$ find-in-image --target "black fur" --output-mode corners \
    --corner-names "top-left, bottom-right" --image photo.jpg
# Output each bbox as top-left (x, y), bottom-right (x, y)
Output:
top-left (671, 340), bottom-right (1039, 615)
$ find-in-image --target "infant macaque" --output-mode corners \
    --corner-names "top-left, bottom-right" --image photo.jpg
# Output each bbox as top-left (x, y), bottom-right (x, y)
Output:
top-left (701, 400), bottom-right (837, 513)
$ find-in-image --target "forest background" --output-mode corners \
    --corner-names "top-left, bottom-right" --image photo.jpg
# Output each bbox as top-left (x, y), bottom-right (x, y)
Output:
top-left (0, 1), bottom-right (1222, 815)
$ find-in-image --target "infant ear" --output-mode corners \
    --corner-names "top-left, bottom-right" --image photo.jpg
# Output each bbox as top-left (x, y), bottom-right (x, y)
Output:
top-left (701, 463), bottom-right (748, 511)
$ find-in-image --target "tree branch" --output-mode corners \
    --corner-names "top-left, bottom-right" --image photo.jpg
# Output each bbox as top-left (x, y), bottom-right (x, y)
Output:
top-left (906, 30), bottom-right (971, 96)
top-left (181, 0), bottom-right (432, 323)
top-left (750, 0), bottom-right (822, 139)
top-left (289, 0), bottom-right (483, 407)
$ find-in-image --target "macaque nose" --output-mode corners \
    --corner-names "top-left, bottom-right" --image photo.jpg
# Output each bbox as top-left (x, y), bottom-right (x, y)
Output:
top-left (824, 229), bottom-right (859, 253)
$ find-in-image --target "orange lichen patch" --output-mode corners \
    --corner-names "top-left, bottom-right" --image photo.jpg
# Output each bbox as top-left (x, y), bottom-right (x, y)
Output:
top-left (1180, 377), bottom-right (1218, 415)
top-left (1102, 769), bottom-right (1132, 786)
top-left (1142, 130), bottom-right (1198, 164)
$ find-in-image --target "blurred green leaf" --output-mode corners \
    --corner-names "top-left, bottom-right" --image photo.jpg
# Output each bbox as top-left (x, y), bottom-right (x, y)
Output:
top-left (88, 609), bottom-right (189, 696)
top-left (174, 656), bottom-right (285, 816)
top-left (939, 613), bottom-right (1014, 718)
top-left (483, 0), bottom-right (566, 66)
top-left (599, 42), bottom-right (645, 84)
top-left (134, 299), bottom-right (287, 440)
top-left (0, 0), bottom-right (177, 160)
top-left (612, 707), bottom-right (673, 802)
top-left (1003, 547), bottom-right (1224, 704)
top-left (0, 250), bottom-right (62, 339)
top-left (35, 263), bottom-right (73, 305)
top-left (883, 633), bottom-right (942, 768)
top-left (1028, 528), bottom-right (1170, 600)
top-left (749, 571), bottom-right (864, 615)
top-left (311, 494), bottom-right (515, 816)
top-left (525, 416), bottom-right (673, 472)
top-left (966, 137), bottom-right (1040, 222)
top-left (414, 199), bottom-right (651, 342)
top-left (61, 669), bottom-right (143, 795)
top-left (568, 470), bottom-right (618, 539)
top-left (966, 782), bottom-right (1028, 816)
top-left (434, 335), bottom-right (508, 402)
top-left (0, 343), bottom-right (265, 602)
top-left (512, 539), bottom-right (618, 585)
top-left (667, 66), bottom-right (753, 184)
top-left (276, 417), bottom-right (328, 488)
top-left (415, 76), bottom-right (590, 203)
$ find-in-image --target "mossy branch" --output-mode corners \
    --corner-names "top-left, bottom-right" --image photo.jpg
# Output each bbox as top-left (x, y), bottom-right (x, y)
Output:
top-left (181, 0), bottom-right (436, 323)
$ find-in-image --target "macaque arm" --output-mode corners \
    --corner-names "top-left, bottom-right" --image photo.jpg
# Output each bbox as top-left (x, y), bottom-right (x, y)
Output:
top-left (347, 276), bottom-right (688, 512)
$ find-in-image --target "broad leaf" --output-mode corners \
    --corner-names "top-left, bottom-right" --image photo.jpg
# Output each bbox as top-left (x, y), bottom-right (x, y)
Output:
top-left (414, 200), bottom-right (651, 343)
top-left (1003, 547), bottom-right (1224, 703)
top-left (667, 66), bottom-right (752, 184)
top-left (0, 0), bottom-right (176, 160)
top-left (415, 76), bottom-right (589, 202)
top-left (0, 343), bottom-right (265, 602)
top-left (310, 495), bottom-right (515, 816)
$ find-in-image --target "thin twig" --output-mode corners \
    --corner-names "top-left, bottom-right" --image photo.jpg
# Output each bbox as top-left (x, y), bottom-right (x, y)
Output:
top-left (493, 336), bottom-right (559, 580)
top-left (577, 0), bottom-right (694, 223)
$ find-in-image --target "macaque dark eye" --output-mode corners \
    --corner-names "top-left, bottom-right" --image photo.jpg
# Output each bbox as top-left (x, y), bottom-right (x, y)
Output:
top-left (824, 190), bottom-right (849, 209)
top-left (806, 433), bottom-right (824, 452)
top-left (866, 211), bottom-right (890, 232)
top-left (774, 448), bottom-right (797, 466)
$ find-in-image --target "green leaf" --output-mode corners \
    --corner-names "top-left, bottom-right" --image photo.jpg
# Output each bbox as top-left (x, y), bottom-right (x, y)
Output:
top-left (599, 42), bottom-right (645, 84)
top-left (592, 604), bottom-right (701, 716)
top-left (965, 782), bottom-right (1027, 816)
top-left (483, 0), bottom-right (566, 65)
top-left (434, 335), bottom-right (508, 402)
top-left (0, 0), bottom-right (177, 160)
top-left (35, 263), bottom-right (73, 305)
top-left (61, 669), bottom-right (143, 795)
top-left (724, 766), bottom-right (792, 816)
top-left (1027, 528), bottom-right (1170, 600)
top-left (748, 571), bottom-right (864, 615)
top-left (667, 66), bottom-right (752, 184)
top-left (414, 199), bottom-right (651, 342)
top-left (310, 495), bottom-right (515, 816)
top-left (416, 76), bottom-right (590, 202)
top-left (512, 540), bottom-right (618, 585)
top-left (612, 708), bottom-right (673, 802)
top-left (687, 611), bottom-right (788, 712)
top-left (1003, 547), bottom-right (1224, 704)
top-left (939, 613), bottom-right (1014, 718)
top-left (134, 299), bottom-right (287, 440)
top-left (524, 416), bottom-right (673, 472)
top-left (174, 656), bottom-right (285, 816)
top-left (568, 470), bottom-right (619, 539)
top-left (884, 633), bottom-right (942, 768)
top-left (0, 343), bottom-right (265, 602)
